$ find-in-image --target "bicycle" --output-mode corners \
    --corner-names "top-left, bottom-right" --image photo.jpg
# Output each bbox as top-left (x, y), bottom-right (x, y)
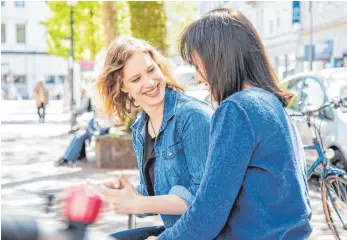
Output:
top-left (290, 96), bottom-right (347, 240)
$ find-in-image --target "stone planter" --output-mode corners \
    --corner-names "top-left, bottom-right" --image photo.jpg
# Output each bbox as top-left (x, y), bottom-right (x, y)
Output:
top-left (95, 133), bottom-right (137, 169)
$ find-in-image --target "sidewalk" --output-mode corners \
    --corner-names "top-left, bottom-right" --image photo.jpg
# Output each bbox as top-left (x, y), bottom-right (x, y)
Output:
top-left (1, 100), bottom-right (161, 236)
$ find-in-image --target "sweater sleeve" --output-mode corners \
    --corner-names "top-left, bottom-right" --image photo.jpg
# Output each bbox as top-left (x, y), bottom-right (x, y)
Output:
top-left (157, 100), bottom-right (256, 240)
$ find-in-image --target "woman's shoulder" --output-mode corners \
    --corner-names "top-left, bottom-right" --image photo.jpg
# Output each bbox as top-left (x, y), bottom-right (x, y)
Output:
top-left (219, 87), bottom-right (285, 126)
top-left (223, 88), bottom-right (280, 110)
top-left (175, 91), bottom-right (214, 119)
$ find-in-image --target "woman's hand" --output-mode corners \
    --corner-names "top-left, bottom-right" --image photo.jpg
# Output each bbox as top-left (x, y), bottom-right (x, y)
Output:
top-left (103, 177), bottom-right (124, 190)
top-left (103, 175), bottom-right (143, 215)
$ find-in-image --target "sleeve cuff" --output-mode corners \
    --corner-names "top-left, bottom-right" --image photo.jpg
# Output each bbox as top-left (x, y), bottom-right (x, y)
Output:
top-left (135, 184), bottom-right (148, 196)
top-left (168, 185), bottom-right (195, 207)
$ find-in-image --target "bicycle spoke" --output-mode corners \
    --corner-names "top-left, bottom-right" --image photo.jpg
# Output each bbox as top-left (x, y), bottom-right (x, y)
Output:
top-left (322, 175), bottom-right (347, 239)
top-left (338, 181), bottom-right (347, 202)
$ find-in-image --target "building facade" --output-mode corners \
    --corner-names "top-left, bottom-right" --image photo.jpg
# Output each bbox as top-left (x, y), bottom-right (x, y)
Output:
top-left (199, 1), bottom-right (347, 79)
top-left (1, 1), bottom-right (68, 99)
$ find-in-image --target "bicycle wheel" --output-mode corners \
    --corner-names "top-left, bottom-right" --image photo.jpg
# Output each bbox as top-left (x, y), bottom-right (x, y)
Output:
top-left (321, 174), bottom-right (347, 240)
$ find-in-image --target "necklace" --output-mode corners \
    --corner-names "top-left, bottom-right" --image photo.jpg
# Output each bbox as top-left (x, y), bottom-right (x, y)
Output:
top-left (149, 118), bottom-right (157, 139)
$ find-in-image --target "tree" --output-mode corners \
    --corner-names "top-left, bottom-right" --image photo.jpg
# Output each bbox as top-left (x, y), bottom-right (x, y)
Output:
top-left (128, 1), bottom-right (168, 55)
top-left (102, 1), bottom-right (116, 46)
top-left (102, 1), bottom-right (132, 46)
top-left (42, 1), bottom-right (104, 61)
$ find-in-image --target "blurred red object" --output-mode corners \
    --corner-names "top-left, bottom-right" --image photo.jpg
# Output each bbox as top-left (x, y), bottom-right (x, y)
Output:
top-left (64, 185), bottom-right (103, 224)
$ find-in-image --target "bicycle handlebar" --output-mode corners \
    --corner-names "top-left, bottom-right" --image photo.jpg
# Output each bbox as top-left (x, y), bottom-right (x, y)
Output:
top-left (289, 96), bottom-right (347, 117)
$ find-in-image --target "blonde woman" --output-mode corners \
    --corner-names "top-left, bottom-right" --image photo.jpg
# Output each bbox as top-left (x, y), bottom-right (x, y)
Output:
top-left (96, 36), bottom-right (213, 239)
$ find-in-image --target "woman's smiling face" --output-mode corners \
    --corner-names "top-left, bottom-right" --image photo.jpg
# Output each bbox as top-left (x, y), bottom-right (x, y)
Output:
top-left (122, 51), bottom-right (167, 109)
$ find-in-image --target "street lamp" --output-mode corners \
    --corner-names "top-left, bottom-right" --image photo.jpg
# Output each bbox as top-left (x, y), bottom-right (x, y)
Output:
top-left (67, 0), bottom-right (77, 130)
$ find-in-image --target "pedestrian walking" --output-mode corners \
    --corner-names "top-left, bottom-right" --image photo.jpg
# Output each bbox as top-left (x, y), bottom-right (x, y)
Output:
top-left (33, 81), bottom-right (49, 123)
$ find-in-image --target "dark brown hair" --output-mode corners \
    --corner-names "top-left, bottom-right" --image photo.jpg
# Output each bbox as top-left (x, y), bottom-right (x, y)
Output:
top-left (179, 8), bottom-right (294, 106)
top-left (97, 36), bottom-right (184, 122)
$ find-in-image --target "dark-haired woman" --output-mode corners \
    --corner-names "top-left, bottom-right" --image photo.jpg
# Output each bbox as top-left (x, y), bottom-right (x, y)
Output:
top-left (154, 8), bottom-right (312, 240)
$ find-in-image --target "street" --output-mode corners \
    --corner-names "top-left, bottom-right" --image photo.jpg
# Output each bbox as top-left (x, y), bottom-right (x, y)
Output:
top-left (1, 100), bottom-right (344, 239)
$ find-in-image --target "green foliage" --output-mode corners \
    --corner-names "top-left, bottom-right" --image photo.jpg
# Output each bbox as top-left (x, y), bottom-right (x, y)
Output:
top-left (42, 1), bottom-right (104, 60)
top-left (128, 1), bottom-right (168, 55)
top-left (42, 1), bottom-right (198, 60)
top-left (115, 1), bottom-right (132, 37)
top-left (165, 1), bottom-right (198, 57)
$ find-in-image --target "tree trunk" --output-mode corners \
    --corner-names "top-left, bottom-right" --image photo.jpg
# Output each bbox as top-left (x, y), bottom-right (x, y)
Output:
top-left (102, 1), bottom-right (116, 46)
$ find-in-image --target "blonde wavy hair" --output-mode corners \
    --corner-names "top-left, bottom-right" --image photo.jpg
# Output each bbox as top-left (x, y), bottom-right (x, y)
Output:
top-left (96, 36), bottom-right (184, 122)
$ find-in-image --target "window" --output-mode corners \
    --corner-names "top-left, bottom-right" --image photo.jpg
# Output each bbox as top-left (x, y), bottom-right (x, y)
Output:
top-left (1, 23), bottom-right (5, 43)
top-left (45, 75), bottom-right (55, 84)
top-left (13, 75), bottom-right (26, 84)
top-left (1, 1), bottom-right (5, 7)
top-left (16, 24), bottom-right (26, 43)
top-left (14, 1), bottom-right (25, 7)
top-left (58, 76), bottom-right (66, 84)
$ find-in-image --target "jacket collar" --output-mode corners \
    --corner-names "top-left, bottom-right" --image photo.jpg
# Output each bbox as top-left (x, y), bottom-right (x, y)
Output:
top-left (131, 88), bottom-right (178, 137)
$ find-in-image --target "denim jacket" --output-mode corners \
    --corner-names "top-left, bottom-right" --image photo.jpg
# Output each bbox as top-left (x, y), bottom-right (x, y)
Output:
top-left (131, 88), bottom-right (213, 228)
top-left (157, 88), bottom-right (312, 240)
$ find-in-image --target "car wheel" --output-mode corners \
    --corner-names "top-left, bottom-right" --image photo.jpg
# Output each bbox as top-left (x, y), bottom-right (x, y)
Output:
top-left (331, 148), bottom-right (347, 172)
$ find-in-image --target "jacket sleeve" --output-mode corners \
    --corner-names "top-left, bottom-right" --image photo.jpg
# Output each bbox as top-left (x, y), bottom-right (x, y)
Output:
top-left (158, 100), bottom-right (256, 240)
top-left (168, 101), bottom-right (213, 207)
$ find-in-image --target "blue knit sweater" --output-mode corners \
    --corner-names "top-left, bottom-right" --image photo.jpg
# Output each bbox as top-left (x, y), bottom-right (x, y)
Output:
top-left (158, 88), bottom-right (312, 240)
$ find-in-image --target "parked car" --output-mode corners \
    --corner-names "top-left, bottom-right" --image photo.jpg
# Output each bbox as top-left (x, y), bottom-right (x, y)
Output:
top-left (281, 68), bottom-right (347, 172)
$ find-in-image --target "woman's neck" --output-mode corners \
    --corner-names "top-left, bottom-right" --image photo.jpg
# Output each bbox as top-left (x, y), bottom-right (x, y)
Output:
top-left (143, 101), bottom-right (165, 135)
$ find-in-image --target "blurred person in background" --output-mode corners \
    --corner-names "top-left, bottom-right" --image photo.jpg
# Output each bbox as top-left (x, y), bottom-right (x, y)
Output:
top-left (55, 116), bottom-right (110, 167)
top-left (33, 81), bottom-right (49, 123)
top-left (74, 88), bottom-right (93, 117)
top-left (56, 89), bottom-right (110, 167)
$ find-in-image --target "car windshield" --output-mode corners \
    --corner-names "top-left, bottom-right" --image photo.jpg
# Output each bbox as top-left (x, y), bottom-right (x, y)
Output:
top-left (323, 71), bottom-right (347, 113)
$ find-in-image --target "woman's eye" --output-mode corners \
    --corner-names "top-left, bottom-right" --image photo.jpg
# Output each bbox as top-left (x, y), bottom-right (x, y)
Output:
top-left (148, 67), bottom-right (155, 73)
top-left (132, 77), bottom-right (140, 83)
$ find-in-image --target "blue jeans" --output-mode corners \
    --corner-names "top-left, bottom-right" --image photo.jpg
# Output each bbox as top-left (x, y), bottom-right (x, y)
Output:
top-left (64, 130), bottom-right (91, 163)
top-left (110, 226), bottom-right (165, 240)
top-left (64, 118), bottom-right (108, 163)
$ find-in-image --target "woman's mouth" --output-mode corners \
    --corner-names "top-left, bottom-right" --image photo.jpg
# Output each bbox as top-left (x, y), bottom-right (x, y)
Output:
top-left (144, 84), bottom-right (160, 97)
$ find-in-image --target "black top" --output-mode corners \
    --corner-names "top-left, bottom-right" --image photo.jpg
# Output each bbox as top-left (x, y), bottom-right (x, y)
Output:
top-left (143, 121), bottom-right (156, 196)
